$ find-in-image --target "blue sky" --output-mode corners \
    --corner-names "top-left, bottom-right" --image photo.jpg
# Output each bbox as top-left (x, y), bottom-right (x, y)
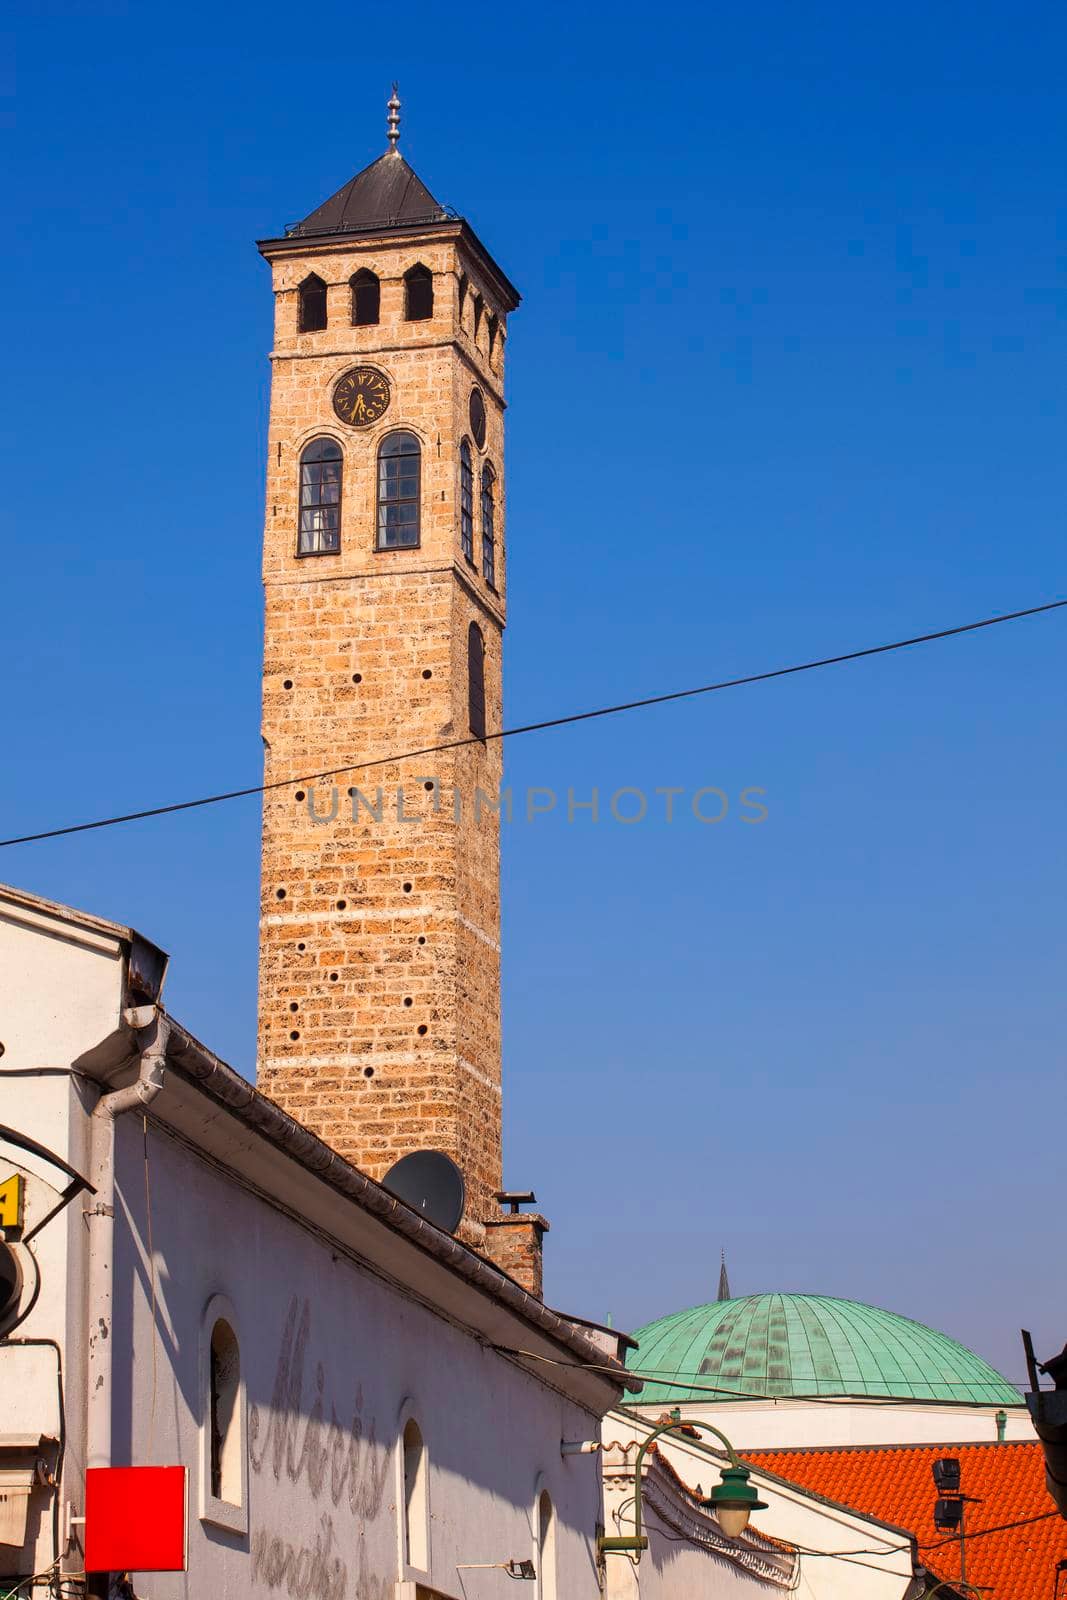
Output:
top-left (7, 0), bottom-right (1065, 1380)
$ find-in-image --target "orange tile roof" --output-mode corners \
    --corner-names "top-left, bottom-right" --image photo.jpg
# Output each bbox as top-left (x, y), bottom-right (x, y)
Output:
top-left (746, 1441), bottom-right (1066, 1598)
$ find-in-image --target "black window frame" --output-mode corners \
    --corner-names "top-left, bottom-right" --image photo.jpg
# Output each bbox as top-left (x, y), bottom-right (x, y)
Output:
top-left (376, 430), bottom-right (422, 551)
top-left (350, 269), bottom-right (381, 327)
top-left (298, 273), bottom-right (328, 333)
top-left (460, 439), bottom-right (474, 563)
top-left (297, 436), bottom-right (343, 557)
top-left (480, 462), bottom-right (496, 589)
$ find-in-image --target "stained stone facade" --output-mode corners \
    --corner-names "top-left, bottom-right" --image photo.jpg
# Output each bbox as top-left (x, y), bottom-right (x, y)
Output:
top-left (256, 150), bottom-right (520, 1234)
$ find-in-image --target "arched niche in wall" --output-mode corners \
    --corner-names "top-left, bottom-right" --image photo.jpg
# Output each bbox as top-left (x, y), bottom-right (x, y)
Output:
top-left (396, 1396), bottom-right (432, 1582)
top-left (199, 1291), bottom-right (249, 1536)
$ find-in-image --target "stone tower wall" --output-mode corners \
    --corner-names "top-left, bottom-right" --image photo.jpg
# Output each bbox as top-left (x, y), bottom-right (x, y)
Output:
top-left (256, 224), bottom-right (510, 1230)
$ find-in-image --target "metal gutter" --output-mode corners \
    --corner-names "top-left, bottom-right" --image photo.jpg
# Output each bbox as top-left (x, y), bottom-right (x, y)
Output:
top-left (112, 1010), bottom-right (639, 1395)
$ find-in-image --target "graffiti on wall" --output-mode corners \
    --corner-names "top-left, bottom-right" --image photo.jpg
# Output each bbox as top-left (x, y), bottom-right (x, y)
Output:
top-left (248, 1295), bottom-right (392, 1597)
top-left (250, 1513), bottom-right (346, 1600)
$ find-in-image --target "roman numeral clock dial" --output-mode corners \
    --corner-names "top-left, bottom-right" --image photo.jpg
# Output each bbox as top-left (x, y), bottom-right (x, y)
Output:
top-left (333, 366), bottom-right (391, 427)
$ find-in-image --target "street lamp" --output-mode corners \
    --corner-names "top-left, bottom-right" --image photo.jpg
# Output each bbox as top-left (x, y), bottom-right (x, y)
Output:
top-left (930, 1457), bottom-right (981, 1585)
top-left (708, 1464), bottom-right (768, 1537)
top-left (599, 1415), bottom-right (767, 1558)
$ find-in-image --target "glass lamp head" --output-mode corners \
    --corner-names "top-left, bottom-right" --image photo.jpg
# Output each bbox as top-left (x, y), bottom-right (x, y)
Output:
top-left (708, 1465), bottom-right (768, 1539)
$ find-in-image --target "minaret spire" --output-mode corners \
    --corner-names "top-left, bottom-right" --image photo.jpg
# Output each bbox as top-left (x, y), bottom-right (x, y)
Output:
top-left (386, 83), bottom-right (401, 151)
top-left (717, 1250), bottom-right (731, 1302)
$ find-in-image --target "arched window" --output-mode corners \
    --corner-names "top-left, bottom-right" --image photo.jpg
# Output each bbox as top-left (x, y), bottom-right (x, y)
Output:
top-left (298, 437), bottom-right (342, 555)
top-left (350, 269), bottom-right (380, 326)
top-left (404, 264), bottom-right (433, 321)
top-left (472, 293), bottom-right (484, 340)
top-left (487, 312), bottom-right (498, 359)
top-left (480, 463), bottom-right (496, 588)
top-left (460, 439), bottom-right (474, 562)
top-left (536, 1491), bottom-right (556, 1600)
top-left (457, 273), bottom-right (468, 321)
top-left (298, 273), bottom-right (328, 333)
top-left (402, 1418), bottom-right (429, 1571)
top-left (468, 623), bottom-right (486, 741)
top-left (377, 431), bottom-right (421, 549)
top-left (209, 1319), bottom-right (241, 1505)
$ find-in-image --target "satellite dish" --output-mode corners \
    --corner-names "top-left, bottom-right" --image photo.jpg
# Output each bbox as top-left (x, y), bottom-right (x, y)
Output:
top-left (383, 1150), bottom-right (465, 1234)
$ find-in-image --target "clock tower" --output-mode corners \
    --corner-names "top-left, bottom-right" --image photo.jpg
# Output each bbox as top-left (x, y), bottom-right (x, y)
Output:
top-left (255, 98), bottom-right (520, 1241)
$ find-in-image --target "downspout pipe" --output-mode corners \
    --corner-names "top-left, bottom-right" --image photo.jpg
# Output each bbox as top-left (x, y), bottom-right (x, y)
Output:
top-left (85, 1007), bottom-right (168, 1473)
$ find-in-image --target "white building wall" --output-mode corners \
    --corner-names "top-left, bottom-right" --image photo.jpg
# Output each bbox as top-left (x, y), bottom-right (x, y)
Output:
top-left (109, 1115), bottom-right (605, 1600)
top-left (606, 1414), bottom-right (916, 1600)
top-left (0, 890), bottom-right (128, 1580)
top-left (625, 1396), bottom-right (1034, 1449)
top-left (604, 1520), bottom-right (781, 1600)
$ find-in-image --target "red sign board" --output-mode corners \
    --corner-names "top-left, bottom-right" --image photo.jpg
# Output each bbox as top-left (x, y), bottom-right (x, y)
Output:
top-left (85, 1467), bottom-right (187, 1572)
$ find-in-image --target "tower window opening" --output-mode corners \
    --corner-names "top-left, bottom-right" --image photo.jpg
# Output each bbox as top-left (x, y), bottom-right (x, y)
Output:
top-left (350, 269), bottom-right (381, 326)
top-left (487, 312), bottom-right (498, 358)
top-left (460, 439), bottom-right (474, 562)
top-left (480, 463), bottom-right (496, 588)
top-left (468, 622), bottom-right (486, 742)
top-left (457, 273), bottom-right (468, 321)
top-left (377, 431), bottom-right (421, 549)
top-left (298, 437), bottom-right (342, 555)
top-left (472, 293), bottom-right (483, 339)
top-left (404, 263), bottom-right (434, 321)
top-left (209, 1319), bottom-right (241, 1505)
top-left (402, 1418), bottom-right (429, 1571)
top-left (298, 273), bottom-right (328, 333)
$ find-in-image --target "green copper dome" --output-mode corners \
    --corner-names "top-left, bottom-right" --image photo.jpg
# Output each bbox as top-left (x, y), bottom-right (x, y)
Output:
top-left (627, 1294), bottom-right (1020, 1406)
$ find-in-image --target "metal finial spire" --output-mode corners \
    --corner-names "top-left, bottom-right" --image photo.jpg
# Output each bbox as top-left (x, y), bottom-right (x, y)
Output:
top-left (717, 1250), bottom-right (731, 1303)
top-left (387, 83), bottom-right (401, 150)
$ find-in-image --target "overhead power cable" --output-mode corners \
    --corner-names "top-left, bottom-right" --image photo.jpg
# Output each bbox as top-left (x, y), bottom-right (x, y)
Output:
top-left (493, 1344), bottom-right (1031, 1408)
top-left (1, 597), bottom-right (1063, 849)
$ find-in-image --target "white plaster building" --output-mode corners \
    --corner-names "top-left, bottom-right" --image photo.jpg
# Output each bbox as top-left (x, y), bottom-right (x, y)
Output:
top-left (0, 884), bottom-right (631, 1599)
top-left (601, 1412), bottom-right (918, 1600)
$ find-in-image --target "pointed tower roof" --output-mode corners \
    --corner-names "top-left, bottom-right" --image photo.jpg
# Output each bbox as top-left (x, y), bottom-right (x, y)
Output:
top-left (288, 150), bottom-right (450, 241)
top-left (258, 89), bottom-right (520, 311)
top-left (717, 1251), bottom-right (731, 1303)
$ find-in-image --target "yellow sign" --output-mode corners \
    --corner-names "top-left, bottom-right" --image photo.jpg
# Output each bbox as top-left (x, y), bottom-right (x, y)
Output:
top-left (0, 1174), bottom-right (24, 1230)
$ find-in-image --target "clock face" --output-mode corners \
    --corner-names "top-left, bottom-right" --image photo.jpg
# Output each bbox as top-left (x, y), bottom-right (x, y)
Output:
top-left (333, 366), bottom-right (391, 428)
top-left (469, 387), bottom-right (487, 449)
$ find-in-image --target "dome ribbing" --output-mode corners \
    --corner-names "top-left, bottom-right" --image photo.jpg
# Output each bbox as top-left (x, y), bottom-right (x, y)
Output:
top-left (627, 1294), bottom-right (1020, 1406)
